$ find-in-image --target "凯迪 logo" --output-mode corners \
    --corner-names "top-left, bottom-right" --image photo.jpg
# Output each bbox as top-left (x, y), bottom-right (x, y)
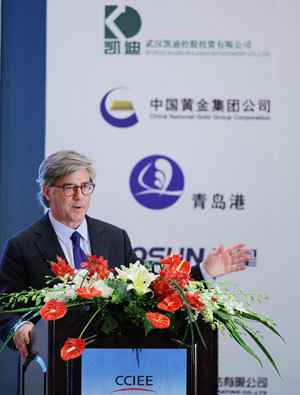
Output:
top-left (100, 88), bottom-right (138, 128)
top-left (130, 155), bottom-right (184, 210)
top-left (105, 6), bottom-right (142, 39)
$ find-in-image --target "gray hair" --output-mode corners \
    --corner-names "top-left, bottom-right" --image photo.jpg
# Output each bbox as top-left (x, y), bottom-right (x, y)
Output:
top-left (37, 150), bottom-right (96, 208)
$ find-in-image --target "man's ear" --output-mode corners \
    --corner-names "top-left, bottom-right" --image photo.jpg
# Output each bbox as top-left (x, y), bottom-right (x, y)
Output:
top-left (43, 186), bottom-right (51, 202)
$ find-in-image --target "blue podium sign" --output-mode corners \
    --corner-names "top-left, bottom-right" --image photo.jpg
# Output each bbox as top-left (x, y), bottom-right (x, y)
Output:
top-left (82, 348), bottom-right (187, 394)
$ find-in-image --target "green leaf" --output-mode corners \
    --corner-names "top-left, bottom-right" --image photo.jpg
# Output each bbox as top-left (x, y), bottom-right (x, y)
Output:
top-left (229, 327), bottom-right (263, 367)
top-left (165, 278), bottom-right (206, 358)
top-left (144, 318), bottom-right (154, 336)
top-left (240, 311), bottom-right (285, 343)
top-left (180, 322), bottom-right (189, 345)
top-left (0, 305), bottom-right (41, 314)
top-left (214, 309), bottom-right (231, 321)
top-left (241, 324), bottom-right (282, 379)
top-left (113, 309), bottom-right (126, 322)
top-left (100, 315), bottom-right (118, 335)
top-left (193, 320), bottom-right (206, 349)
top-left (167, 315), bottom-right (181, 334)
top-left (105, 279), bottom-right (129, 303)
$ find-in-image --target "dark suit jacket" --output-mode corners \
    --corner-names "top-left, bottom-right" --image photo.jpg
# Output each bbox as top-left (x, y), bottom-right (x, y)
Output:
top-left (190, 263), bottom-right (203, 282)
top-left (0, 213), bottom-right (138, 345)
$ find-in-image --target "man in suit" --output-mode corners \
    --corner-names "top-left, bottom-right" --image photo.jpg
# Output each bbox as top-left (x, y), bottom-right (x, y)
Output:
top-left (0, 150), bottom-right (250, 359)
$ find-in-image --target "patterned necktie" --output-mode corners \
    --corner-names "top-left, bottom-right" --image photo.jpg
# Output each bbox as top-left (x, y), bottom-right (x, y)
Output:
top-left (70, 231), bottom-right (88, 269)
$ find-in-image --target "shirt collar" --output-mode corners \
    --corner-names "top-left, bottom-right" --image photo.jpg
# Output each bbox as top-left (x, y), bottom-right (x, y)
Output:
top-left (48, 211), bottom-right (89, 245)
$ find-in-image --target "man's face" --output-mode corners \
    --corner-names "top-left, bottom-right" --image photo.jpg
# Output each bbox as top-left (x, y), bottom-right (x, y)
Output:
top-left (43, 169), bottom-right (91, 229)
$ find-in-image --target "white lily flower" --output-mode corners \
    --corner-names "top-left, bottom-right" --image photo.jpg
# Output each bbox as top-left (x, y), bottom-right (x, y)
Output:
top-left (116, 261), bottom-right (158, 296)
top-left (115, 265), bottom-right (130, 282)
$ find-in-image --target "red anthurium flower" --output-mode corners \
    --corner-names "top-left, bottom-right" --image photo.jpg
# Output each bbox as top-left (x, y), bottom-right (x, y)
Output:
top-left (146, 312), bottom-right (170, 329)
top-left (175, 260), bottom-right (191, 275)
top-left (50, 256), bottom-right (75, 280)
top-left (151, 279), bottom-right (176, 301)
top-left (184, 291), bottom-right (206, 311)
top-left (80, 255), bottom-right (114, 279)
top-left (76, 287), bottom-right (101, 299)
top-left (40, 300), bottom-right (67, 321)
top-left (157, 294), bottom-right (182, 312)
top-left (160, 253), bottom-right (182, 266)
top-left (159, 260), bottom-right (191, 280)
top-left (161, 260), bottom-right (191, 276)
top-left (152, 262), bottom-right (191, 301)
top-left (60, 338), bottom-right (85, 361)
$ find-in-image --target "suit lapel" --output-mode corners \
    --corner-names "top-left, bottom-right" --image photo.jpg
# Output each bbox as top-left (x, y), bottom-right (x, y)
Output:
top-left (86, 216), bottom-right (108, 259)
top-left (33, 213), bottom-right (67, 266)
top-left (33, 214), bottom-right (109, 267)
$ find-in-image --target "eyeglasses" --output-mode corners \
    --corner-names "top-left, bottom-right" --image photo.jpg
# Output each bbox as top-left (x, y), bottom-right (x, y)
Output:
top-left (52, 183), bottom-right (95, 197)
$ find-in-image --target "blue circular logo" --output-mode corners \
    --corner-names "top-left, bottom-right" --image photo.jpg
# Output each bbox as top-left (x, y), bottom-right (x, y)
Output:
top-left (130, 155), bottom-right (184, 209)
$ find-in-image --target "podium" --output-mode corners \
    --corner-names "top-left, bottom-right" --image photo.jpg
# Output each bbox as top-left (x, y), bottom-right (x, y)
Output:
top-left (21, 308), bottom-right (218, 394)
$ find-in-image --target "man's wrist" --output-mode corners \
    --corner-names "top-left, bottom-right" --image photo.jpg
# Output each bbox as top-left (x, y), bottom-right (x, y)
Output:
top-left (13, 320), bottom-right (31, 334)
top-left (199, 262), bottom-right (216, 282)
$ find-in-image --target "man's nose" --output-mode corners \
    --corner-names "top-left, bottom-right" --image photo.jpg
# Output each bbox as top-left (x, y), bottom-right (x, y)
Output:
top-left (73, 186), bottom-right (84, 198)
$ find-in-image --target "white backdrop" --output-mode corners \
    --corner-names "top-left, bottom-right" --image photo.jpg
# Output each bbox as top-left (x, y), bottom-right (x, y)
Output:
top-left (45, 1), bottom-right (300, 393)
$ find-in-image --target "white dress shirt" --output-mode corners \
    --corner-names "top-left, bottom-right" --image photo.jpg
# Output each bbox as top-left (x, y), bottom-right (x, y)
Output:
top-left (48, 211), bottom-right (91, 268)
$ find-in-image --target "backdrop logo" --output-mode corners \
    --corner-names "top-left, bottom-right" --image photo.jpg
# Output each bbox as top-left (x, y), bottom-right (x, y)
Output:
top-left (130, 155), bottom-right (184, 210)
top-left (100, 88), bottom-right (138, 128)
top-left (105, 6), bottom-right (142, 39)
top-left (134, 247), bottom-right (205, 266)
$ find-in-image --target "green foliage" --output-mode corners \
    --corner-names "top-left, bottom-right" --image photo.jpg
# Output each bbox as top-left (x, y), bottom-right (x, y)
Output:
top-left (105, 278), bottom-right (130, 303)
top-left (101, 315), bottom-right (119, 335)
top-left (123, 294), bottom-right (156, 327)
top-left (144, 318), bottom-right (154, 336)
top-left (0, 273), bottom-right (284, 378)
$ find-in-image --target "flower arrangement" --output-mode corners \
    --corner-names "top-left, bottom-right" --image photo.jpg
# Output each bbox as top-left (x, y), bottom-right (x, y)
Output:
top-left (0, 254), bottom-right (284, 376)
